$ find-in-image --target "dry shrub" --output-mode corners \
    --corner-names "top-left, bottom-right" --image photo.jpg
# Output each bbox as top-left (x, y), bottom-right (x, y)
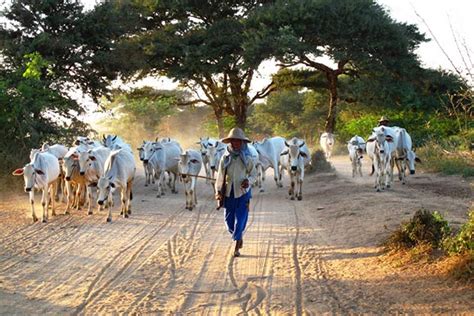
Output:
top-left (384, 209), bottom-right (450, 251)
top-left (306, 149), bottom-right (334, 174)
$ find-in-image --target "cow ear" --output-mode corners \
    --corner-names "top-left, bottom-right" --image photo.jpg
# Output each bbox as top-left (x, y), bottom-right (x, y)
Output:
top-left (280, 150), bottom-right (289, 156)
top-left (415, 157), bottom-right (422, 163)
top-left (367, 138), bottom-right (375, 142)
top-left (35, 169), bottom-right (44, 175)
top-left (75, 140), bottom-right (81, 145)
top-left (12, 168), bottom-right (24, 176)
top-left (300, 152), bottom-right (308, 158)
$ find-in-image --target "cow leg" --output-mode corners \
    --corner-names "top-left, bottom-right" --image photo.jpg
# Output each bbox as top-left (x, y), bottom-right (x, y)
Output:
top-left (172, 173), bottom-right (178, 194)
top-left (87, 185), bottom-right (93, 215)
top-left (298, 169), bottom-right (304, 200)
top-left (121, 188), bottom-right (128, 218)
top-left (41, 188), bottom-right (48, 223)
top-left (50, 182), bottom-right (57, 216)
top-left (156, 170), bottom-right (164, 197)
top-left (64, 182), bottom-right (71, 214)
top-left (290, 173), bottom-right (295, 200)
top-left (29, 191), bottom-right (38, 223)
top-left (126, 181), bottom-right (133, 215)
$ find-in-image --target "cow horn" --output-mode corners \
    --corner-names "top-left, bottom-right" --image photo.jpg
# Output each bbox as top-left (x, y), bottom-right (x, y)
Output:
top-left (112, 135), bottom-right (117, 141)
top-left (102, 134), bottom-right (106, 141)
top-left (284, 141), bottom-right (290, 147)
top-left (299, 141), bottom-right (305, 148)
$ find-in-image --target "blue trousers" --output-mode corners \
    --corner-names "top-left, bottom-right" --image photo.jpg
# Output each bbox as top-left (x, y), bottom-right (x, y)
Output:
top-left (224, 187), bottom-right (251, 241)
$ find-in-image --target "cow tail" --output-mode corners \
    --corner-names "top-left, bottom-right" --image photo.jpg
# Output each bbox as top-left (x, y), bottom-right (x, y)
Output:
top-left (369, 163), bottom-right (375, 176)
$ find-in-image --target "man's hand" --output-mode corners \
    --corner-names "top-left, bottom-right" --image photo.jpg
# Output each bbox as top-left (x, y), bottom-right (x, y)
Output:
top-left (215, 192), bottom-right (224, 201)
top-left (241, 179), bottom-right (249, 189)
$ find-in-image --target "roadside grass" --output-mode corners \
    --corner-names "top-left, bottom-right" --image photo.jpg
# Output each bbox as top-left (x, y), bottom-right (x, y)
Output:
top-left (384, 209), bottom-right (473, 282)
top-left (417, 141), bottom-right (474, 178)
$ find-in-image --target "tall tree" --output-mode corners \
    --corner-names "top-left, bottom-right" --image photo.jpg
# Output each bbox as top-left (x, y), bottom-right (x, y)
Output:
top-left (246, 0), bottom-right (427, 132)
top-left (127, 0), bottom-right (275, 135)
top-left (0, 0), bottom-right (140, 100)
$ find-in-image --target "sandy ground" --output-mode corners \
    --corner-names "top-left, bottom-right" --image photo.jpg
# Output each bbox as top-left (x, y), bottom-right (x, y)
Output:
top-left (0, 156), bottom-right (472, 315)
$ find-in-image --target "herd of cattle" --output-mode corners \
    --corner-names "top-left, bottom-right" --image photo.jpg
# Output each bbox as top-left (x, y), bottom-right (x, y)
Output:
top-left (11, 125), bottom-right (420, 224)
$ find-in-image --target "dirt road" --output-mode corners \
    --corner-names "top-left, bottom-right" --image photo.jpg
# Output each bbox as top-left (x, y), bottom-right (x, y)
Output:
top-left (0, 156), bottom-right (472, 314)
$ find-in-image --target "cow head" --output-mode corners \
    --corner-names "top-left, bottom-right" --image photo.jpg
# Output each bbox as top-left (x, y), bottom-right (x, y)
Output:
top-left (12, 163), bottom-right (41, 192)
top-left (197, 137), bottom-right (210, 156)
top-left (63, 154), bottom-right (78, 181)
top-left (407, 150), bottom-right (422, 174)
top-left (208, 141), bottom-right (225, 170)
top-left (97, 175), bottom-right (115, 205)
top-left (78, 150), bottom-right (98, 175)
top-left (103, 135), bottom-right (118, 148)
top-left (283, 138), bottom-right (307, 172)
top-left (142, 141), bottom-right (163, 163)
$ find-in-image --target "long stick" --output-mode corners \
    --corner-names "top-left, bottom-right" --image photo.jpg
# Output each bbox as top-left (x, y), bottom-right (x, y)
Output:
top-left (180, 174), bottom-right (215, 181)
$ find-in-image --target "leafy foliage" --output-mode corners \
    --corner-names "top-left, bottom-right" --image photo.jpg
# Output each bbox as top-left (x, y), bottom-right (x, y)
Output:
top-left (443, 211), bottom-right (474, 255)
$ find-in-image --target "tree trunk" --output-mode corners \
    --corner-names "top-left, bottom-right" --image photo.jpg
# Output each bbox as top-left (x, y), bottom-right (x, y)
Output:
top-left (324, 73), bottom-right (338, 133)
top-left (214, 108), bottom-right (226, 138)
top-left (234, 101), bottom-right (247, 130)
top-left (216, 116), bottom-right (225, 138)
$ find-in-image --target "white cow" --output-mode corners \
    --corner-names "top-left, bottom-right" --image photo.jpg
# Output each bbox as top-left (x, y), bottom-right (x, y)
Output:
top-left (393, 127), bottom-right (422, 184)
top-left (12, 152), bottom-right (60, 223)
top-left (347, 136), bottom-right (366, 178)
top-left (366, 127), bottom-right (393, 192)
top-left (178, 149), bottom-right (202, 210)
top-left (143, 140), bottom-right (182, 197)
top-left (207, 140), bottom-right (227, 180)
top-left (197, 137), bottom-right (216, 184)
top-left (78, 146), bottom-right (111, 215)
top-left (246, 143), bottom-right (262, 190)
top-left (320, 132), bottom-right (335, 160)
top-left (280, 137), bottom-right (310, 200)
top-left (30, 143), bottom-right (68, 203)
top-left (97, 149), bottom-right (136, 222)
top-left (252, 136), bottom-right (286, 190)
top-left (137, 141), bottom-right (154, 187)
top-left (102, 134), bottom-right (132, 152)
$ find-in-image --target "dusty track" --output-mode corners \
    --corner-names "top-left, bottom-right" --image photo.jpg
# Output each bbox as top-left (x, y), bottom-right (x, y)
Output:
top-left (0, 156), bottom-right (472, 314)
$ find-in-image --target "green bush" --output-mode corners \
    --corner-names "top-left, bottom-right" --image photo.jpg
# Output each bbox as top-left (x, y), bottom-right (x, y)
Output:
top-left (443, 211), bottom-right (474, 255)
top-left (417, 141), bottom-right (474, 178)
top-left (385, 209), bottom-right (451, 250)
top-left (306, 149), bottom-right (333, 174)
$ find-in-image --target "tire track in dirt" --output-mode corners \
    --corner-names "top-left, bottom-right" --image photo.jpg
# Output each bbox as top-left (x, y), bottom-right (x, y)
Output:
top-left (72, 201), bottom-right (189, 315)
top-left (93, 194), bottom-right (217, 314)
top-left (290, 203), bottom-right (304, 315)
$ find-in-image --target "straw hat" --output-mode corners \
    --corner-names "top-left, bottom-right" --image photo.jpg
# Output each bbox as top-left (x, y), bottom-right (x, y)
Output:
top-left (378, 116), bottom-right (390, 123)
top-left (221, 127), bottom-right (251, 144)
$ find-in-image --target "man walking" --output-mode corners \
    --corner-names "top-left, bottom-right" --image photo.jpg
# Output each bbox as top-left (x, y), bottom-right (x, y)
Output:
top-left (215, 128), bottom-right (257, 257)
